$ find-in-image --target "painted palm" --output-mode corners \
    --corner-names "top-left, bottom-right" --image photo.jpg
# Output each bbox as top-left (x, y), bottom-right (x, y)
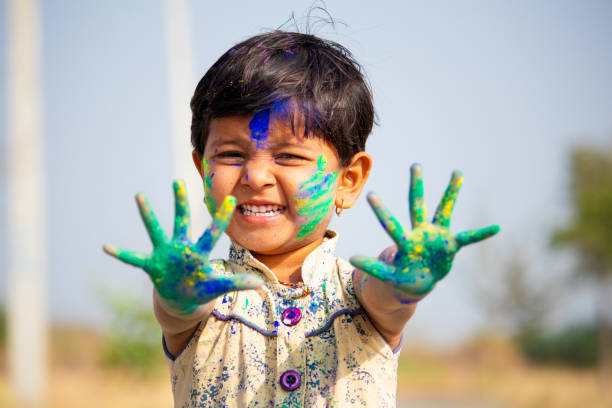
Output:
top-left (350, 164), bottom-right (499, 297)
top-left (103, 180), bottom-right (262, 314)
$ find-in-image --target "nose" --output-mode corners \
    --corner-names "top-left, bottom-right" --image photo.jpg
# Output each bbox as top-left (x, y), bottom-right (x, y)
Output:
top-left (241, 158), bottom-right (275, 191)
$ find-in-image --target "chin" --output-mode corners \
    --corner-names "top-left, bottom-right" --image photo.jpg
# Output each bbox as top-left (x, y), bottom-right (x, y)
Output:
top-left (231, 231), bottom-right (321, 256)
top-left (229, 232), bottom-right (289, 254)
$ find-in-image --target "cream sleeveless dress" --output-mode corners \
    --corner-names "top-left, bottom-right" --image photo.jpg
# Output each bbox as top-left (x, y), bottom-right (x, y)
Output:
top-left (165, 231), bottom-right (401, 407)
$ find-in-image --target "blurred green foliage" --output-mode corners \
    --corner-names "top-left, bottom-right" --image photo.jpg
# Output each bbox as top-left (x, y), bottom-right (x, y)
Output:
top-left (101, 292), bottom-right (165, 376)
top-left (487, 252), bottom-right (553, 335)
top-left (0, 306), bottom-right (6, 346)
top-left (553, 146), bottom-right (612, 276)
top-left (482, 143), bottom-right (612, 369)
top-left (551, 143), bottom-right (612, 375)
top-left (480, 253), bottom-right (599, 367)
top-left (517, 325), bottom-right (599, 367)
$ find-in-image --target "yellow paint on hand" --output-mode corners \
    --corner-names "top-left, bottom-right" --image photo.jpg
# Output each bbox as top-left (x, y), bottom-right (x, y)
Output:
top-left (442, 199), bottom-right (455, 218)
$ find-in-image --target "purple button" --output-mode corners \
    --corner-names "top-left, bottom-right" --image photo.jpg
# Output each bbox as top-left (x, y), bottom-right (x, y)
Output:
top-left (279, 370), bottom-right (301, 391)
top-left (281, 307), bottom-right (301, 326)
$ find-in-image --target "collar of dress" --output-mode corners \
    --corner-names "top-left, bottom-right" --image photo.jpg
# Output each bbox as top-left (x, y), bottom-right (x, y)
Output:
top-left (227, 230), bottom-right (339, 289)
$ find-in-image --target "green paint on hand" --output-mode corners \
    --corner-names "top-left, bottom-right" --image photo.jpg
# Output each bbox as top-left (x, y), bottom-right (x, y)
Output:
top-left (103, 180), bottom-right (263, 314)
top-left (409, 164), bottom-right (427, 227)
top-left (350, 164), bottom-right (500, 297)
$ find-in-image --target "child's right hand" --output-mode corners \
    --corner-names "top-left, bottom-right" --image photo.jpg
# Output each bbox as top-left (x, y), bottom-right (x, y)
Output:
top-left (350, 165), bottom-right (499, 299)
top-left (103, 180), bottom-right (263, 315)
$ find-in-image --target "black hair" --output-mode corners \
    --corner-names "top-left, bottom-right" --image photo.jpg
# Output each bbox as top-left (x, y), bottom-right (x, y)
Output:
top-left (190, 31), bottom-right (374, 167)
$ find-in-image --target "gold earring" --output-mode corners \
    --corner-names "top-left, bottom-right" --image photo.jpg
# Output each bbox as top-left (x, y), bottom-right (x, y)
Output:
top-left (335, 199), bottom-right (344, 216)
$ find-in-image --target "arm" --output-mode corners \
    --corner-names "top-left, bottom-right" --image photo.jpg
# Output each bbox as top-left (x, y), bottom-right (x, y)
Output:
top-left (353, 267), bottom-right (417, 350)
top-left (152, 288), bottom-right (214, 357)
top-left (351, 164), bottom-right (499, 349)
top-left (104, 180), bottom-right (263, 357)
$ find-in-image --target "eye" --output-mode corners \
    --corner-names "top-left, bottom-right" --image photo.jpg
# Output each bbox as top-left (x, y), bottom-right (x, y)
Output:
top-left (217, 151), bottom-right (243, 157)
top-left (275, 153), bottom-right (307, 163)
top-left (215, 151), bottom-right (245, 164)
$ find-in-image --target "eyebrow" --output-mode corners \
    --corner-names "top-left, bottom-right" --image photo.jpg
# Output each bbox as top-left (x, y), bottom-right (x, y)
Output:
top-left (210, 136), bottom-right (316, 151)
top-left (265, 139), bottom-right (319, 153)
top-left (268, 140), bottom-right (307, 148)
top-left (208, 135), bottom-right (247, 150)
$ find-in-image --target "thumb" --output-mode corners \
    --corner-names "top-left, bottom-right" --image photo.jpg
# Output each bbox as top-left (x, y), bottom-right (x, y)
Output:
top-left (219, 274), bottom-right (264, 292)
top-left (378, 245), bottom-right (398, 264)
top-left (350, 255), bottom-right (395, 283)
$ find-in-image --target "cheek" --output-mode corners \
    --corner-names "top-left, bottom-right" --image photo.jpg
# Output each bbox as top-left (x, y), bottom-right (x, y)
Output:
top-left (292, 156), bottom-right (339, 239)
top-left (202, 159), bottom-right (238, 214)
top-left (201, 158), bottom-right (217, 214)
top-left (205, 163), bottom-right (242, 199)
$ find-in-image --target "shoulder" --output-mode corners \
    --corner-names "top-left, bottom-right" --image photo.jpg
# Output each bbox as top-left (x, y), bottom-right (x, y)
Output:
top-left (308, 256), bottom-right (401, 361)
top-left (334, 256), bottom-right (358, 299)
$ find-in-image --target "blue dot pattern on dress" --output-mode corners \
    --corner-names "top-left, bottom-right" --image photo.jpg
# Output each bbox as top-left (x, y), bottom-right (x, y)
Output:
top-left (165, 231), bottom-right (401, 407)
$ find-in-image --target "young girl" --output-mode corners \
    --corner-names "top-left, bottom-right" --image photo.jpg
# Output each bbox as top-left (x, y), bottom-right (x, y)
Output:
top-left (104, 31), bottom-right (498, 407)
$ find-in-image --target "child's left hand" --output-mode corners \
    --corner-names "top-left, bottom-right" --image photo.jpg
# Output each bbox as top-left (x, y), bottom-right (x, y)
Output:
top-left (350, 164), bottom-right (499, 299)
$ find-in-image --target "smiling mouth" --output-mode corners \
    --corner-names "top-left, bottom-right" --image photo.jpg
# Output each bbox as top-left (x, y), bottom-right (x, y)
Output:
top-left (239, 204), bottom-right (286, 216)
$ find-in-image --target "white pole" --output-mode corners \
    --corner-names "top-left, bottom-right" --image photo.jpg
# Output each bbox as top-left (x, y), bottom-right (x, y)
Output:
top-left (163, 0), bottom-right (207, 234)
top-left (6, 0), bottom-right (47, 404)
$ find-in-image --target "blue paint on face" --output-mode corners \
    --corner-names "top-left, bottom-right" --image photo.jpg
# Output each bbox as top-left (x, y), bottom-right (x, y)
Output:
top-left (271, 100), bottom-right (291, 120)
top-left (249, 109), bottom-right (271, 149)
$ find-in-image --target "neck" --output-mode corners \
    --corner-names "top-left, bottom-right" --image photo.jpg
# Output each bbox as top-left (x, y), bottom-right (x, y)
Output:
top-left (252, 237), bottom-right (325, 283)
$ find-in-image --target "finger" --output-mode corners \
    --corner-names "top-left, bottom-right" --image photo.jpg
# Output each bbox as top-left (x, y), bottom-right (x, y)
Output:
top-left (222, 274), bottom-right (265, 292)
top-left (456, 225), bottom-right (500, 247)
top-left (378, 245), bottom-right (398, 264)
top-left (409, 163), bottom-right (428, 228)
top-left (195, 196), bottom-right (237, 253)
top-left (103, 244), bottom-right (148, 269)
top-left (194, 274), bottom-right (264, 297)
top-left (367, 193), bottom-right (410, 246)
top-left (433, 170), bottom-right (463, 228)
top-left (172, 180), bottom-right (191, 240)
top-left (136, 193), bottom-right (168, 247)
top-left (350, 255), bottom-right (395, 283)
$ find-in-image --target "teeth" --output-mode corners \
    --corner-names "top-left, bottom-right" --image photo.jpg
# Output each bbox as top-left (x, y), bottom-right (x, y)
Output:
top-left (240, 204), bottom-right (285, 216)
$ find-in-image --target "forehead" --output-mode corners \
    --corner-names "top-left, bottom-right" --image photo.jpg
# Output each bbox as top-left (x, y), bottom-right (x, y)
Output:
top-left (206, 113), bottom-right (328, 151)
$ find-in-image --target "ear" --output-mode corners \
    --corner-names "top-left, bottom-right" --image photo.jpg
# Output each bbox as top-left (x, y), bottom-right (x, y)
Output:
top-left (335, 152), bottom-right (372, 211)
top-left (192, 150), bottom-right (204, 179)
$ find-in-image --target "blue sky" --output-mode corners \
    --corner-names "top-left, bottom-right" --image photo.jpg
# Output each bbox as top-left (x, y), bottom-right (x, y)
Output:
top-left (1, 0), bottom-right (611, 347)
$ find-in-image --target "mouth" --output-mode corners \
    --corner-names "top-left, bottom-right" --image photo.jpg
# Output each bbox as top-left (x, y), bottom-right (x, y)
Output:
top-left (239, 203), bottom-right (287, 217)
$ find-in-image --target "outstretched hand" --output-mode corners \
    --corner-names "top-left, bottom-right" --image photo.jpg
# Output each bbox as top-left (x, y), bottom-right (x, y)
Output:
top-left (350, 164), bottom-right (499, 299)
top-left (103, 180), bottom-right (263, 314)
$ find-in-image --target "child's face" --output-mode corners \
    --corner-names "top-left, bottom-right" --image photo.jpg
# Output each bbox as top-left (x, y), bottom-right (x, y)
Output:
top-left (198, 112), bottom-right (342, 256)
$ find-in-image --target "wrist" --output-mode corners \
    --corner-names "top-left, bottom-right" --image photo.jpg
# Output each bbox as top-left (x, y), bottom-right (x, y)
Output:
top-left (354, 268), bottom-right (422, 313)
top-left (154, 289), bottom-right (200, 317)
top-left (391, 288), bottom-right (425, 305)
